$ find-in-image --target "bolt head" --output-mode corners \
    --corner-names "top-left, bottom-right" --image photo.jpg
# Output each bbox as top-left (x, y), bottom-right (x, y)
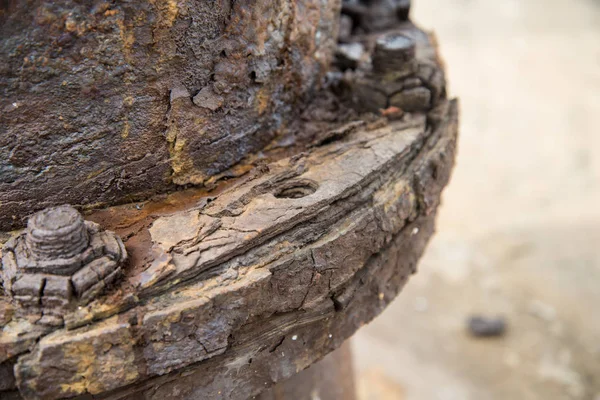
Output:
top-left (1, 205), bottom-right (127, 325)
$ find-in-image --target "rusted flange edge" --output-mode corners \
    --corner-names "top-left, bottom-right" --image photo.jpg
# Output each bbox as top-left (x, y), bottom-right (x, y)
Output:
top-left (1, 99), bottom-right (457, 400)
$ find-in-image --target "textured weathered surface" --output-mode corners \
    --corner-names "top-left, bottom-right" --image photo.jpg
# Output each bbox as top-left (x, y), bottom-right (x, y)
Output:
top-left (0, 97), bottom-right (457, 398)
top-left (1, 1), bottom-right (458, 398)
top-left (257, 341), bottom-right (357, 400)
top-left (1, 206), bottom-right (127, 327)
top-left (0, 0), bottom-right (340, 230)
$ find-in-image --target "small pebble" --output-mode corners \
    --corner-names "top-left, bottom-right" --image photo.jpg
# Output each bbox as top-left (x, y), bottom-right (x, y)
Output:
top-left (467, 315), bottom-right (506, 338)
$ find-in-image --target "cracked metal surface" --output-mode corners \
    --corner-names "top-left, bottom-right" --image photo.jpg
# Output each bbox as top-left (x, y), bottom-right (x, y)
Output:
top-left (0, 0), bottom-right (341, 231)
top-left (0, 1), bottom-right (459, 398)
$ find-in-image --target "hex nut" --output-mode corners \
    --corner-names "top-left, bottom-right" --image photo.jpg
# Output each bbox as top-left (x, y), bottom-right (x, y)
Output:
top-left (0, 205), bottom-right (127, 325)
top-left (389, 87), bottom-right (431, 112)
top-left (353, 80), bottom-right (388, 112)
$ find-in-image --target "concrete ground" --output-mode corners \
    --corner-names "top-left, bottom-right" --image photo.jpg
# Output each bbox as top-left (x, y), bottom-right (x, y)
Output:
top-left (353, 0), bottom-right (600, 399)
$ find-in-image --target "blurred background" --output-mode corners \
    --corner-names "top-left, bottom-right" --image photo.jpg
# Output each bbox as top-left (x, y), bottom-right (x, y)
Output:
top-left (352, 0), bottom-right (600, 399)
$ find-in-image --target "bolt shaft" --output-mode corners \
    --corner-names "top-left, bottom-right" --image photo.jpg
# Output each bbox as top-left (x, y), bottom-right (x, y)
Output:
top-left (25, 205), bottom-right (89, 260)
top-left (372, 33), bottom-right (415, 74)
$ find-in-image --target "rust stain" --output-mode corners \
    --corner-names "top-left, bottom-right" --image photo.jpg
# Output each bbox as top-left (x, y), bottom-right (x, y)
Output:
top-left (116, 13), bottom-right (135, 63)
top-left (149, 0), bottom-right (179, 28)
top-left (86, 168), bottom-right (106, 180)
top-left (85, 177), bottom-right (238, 279)
top-left (170, 136), bottom-right (201, 185)
top-left (54, 319), bottom-right (139, 395)
top-left (121, 119), bottom-right (130, 139)
top-left (255, 86), bottom-right (271, 115)
top-left (149, 0), bottom-right (179, 72)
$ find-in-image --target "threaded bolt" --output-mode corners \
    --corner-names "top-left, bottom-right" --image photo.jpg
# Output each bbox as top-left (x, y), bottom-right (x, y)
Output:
top-left (372, 33), bottom-right (415, 75)
top-left (25, 205), bottom-right (89, 260)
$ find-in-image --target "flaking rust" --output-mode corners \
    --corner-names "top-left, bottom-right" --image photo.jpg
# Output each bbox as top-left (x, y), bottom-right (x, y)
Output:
top-left (0, 0), bottom-right (458, 399)
top-left (0, 0), bottom-right (340, 231)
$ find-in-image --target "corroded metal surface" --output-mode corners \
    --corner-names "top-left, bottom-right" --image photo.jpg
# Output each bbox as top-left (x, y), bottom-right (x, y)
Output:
top-left (1, 206), bottom-right (126, 327)
top-left (1, 1), bottom-right (458, 398)
top-left (0, 0), bottom-right (341, 230)
top-left (0, 100), bottom-right (457, 398)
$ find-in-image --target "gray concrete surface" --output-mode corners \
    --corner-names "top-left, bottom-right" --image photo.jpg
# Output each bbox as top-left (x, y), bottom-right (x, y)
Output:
top-left (353, 0), bottom-right (600, 399)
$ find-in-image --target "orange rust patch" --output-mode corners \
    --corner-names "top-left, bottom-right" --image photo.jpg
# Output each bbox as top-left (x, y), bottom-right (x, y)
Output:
top-left (255, 86), bottom-right (271, 115)
top-left (85, 180), bottom-right (236, 279)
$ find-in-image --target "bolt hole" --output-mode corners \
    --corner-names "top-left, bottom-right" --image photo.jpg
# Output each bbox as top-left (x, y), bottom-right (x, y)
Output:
top-left (273, 179), bottom-right (318, 199)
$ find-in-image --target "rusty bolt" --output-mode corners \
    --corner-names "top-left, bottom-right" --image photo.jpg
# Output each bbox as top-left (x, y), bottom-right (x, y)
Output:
top-left (25, 205), bottom-right (89, 261)
top-left (1, 205), bottom-right (127, 325)
top-left (372, 32), bottom-right (416, 76)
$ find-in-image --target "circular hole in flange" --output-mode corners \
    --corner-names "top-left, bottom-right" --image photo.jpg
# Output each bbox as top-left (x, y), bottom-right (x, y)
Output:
top-left (273, 179), bottom-right (319, 199)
